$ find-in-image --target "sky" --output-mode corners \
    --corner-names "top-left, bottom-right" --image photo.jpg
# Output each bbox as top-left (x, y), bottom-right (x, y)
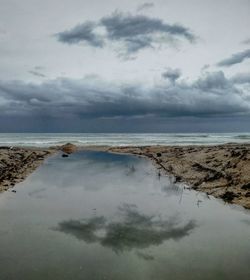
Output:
top-left (0, 0), bottom-right (250, 132)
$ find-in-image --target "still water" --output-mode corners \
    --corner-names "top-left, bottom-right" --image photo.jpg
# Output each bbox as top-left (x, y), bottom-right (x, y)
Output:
top-left (0, 151), bottom-right (249, 280)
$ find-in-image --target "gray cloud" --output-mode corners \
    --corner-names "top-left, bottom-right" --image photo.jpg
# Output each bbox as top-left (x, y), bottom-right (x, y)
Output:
top-left (56, 21), bottom-right (104, 47)
top-left (137, 2), bottom-right (155, 12)
top-left (0, 27), bottom-right (6, 36)
top-left (29, 66), bottom-right (47, 79)
top-left (217, 49), bottom-right (250, 67)
top-left (55, 11), bottom-right (196, 57)
top-left (162, 68), bottom-right (181, 83)
top-left (29, 70), bottom-right (46, 78)
top-left (242, 38), bottom-right (250, 45)
top-left (100, 12), bottom-right (196, 42)
top-left (201, 64), bottom-right (210, 72)
top-left (230, 73), bottom-right (250, 84)
top-left (0, 70), bottom-right (249, 124)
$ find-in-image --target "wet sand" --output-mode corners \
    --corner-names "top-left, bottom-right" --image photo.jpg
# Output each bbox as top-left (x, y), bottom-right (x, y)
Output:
top-left (0, 143), bottom-right (250, 209)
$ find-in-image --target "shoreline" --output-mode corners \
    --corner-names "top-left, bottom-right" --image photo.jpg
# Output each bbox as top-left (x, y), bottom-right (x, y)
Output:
top-left (0, 146), bottom-right (57, 193)
top-left (0, 143), bottom-right (249, 209)
top-left (107, 144), bottom-right (250, 209)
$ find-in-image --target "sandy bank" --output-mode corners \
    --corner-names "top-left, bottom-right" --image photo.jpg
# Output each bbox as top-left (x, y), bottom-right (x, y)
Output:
top-left (0, 147), bottom-right (56, 192)
top-left (108, 144), bottom-right (250, 209)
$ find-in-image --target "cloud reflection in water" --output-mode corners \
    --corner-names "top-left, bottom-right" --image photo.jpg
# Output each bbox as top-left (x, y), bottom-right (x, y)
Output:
top-left (56, 204), bottom-right (197, 253)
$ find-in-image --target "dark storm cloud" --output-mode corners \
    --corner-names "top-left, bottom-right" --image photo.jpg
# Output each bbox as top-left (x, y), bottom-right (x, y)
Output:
top-left (217, 49), bottom-right (250, 67)
top-left (55, 11), bottom-right (196, 57)
top-left (137, 2), bottom-right (154, 12)
top-left (0, 70), bottom-right (249, 122)
top-left (56, 21), bottom-right (104, 47)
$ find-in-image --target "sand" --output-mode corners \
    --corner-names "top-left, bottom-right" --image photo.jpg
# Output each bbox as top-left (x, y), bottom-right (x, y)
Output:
top-left (0, 143), bottom-right (250, 209)
top-left (108, 144), bottom-right (250, 209)
top-left (0, 146), bottom-right (56, 192)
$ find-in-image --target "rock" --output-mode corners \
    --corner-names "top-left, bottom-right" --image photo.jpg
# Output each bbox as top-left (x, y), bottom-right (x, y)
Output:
top-left (239, 149), bottom-right (248, 159)
top-left (147, 153), bottom-right (153, 158)
top-left (204, 171), bottom-right (223, 182)
top-left (62, 154), bottom-right (69, 158)
top-left (241, 183), bottom-right (250, 190)
top-left (61, 143), bottom-right (77, 154)
top-left (220, 191), bottom-right (239, 202)
top-left (193, 180), bottom-right (202, 187)
top-left (167, 165), bottom-right (173, 172)
top-left (224, 174), bottom-right (232, 181)
top-left (192, 162), bottom-right (206, 172)
top-left (175, 175), bottom-right (182, 182)
top-left (230, 150), bottom-right (241, 157)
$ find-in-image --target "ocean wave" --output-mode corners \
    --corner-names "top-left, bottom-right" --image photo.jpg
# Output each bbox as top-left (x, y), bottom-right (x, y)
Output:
top-left (233, 135), bottom-right (250, 139)
top-left (0, 133), bottom-right (249, 147)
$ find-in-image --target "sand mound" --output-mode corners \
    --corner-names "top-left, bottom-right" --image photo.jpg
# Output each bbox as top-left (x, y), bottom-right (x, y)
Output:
top-left (61, 143), bottom-right (78, 154)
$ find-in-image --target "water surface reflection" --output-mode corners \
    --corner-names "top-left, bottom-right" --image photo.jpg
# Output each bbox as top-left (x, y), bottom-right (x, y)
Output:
top-left (0, 151), bottom-right (249, 280)
top-left (57, 203), bottom-right (196, 253)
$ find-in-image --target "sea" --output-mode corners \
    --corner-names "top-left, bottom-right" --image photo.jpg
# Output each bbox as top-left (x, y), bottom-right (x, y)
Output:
top-left (0, 133), bottom-right (250, 147)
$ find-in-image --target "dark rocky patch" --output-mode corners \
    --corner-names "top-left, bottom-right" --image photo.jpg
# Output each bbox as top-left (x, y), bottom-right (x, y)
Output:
top-left (241, 183), bottom-right (250, 190)
top-left (220, 191), bottom-right (239, 202)
top-left (62, 154), bottom-right (69, 158)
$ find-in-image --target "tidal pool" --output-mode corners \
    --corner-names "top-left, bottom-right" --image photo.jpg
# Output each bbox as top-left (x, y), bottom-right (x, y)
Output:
top-left (0, 151), bottom-right (249, 280)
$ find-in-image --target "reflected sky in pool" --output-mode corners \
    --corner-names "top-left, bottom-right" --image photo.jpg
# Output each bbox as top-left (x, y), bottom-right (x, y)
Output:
top-left (0, 151), bottom-right (249, 280)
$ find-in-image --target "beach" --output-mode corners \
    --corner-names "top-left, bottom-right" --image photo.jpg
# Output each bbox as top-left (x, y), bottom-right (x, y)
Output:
top-left (0, 143), bottom-right (249, 209)
top-left (0, 146), bottom-right (56, 192)
top-left (109, 144), bottom-right (250, 209)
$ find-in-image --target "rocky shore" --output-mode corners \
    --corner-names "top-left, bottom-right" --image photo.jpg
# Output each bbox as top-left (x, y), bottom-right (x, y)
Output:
top-left (109, 144), bottom-right (250, 209)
